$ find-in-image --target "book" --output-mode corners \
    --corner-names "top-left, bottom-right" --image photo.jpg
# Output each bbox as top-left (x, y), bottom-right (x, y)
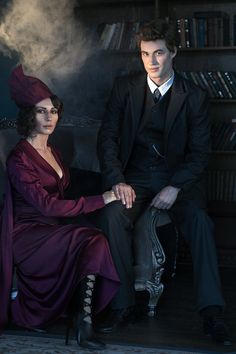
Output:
top-left (223, 72), bottom-right (236, 98)
top-left (194, 11), bottom-right (230, 47)
top-left (177, 18), bottom-right (186, 48)
top-left (109, 22), bottom-right (122, 50)
top-left (206, 71), bottom-right (223, 98)
top-left (184, 18), bottom-right (190, 48)
top-left (198, 71), bottom-right (214, 97)
top-left (215, 71), bottom-right (233, 99)
top-left (196, 18), bottom-right (207, 47)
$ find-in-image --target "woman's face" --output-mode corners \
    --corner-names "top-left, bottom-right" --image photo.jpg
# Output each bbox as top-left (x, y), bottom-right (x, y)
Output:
top-left (33, 98), bottom-right (59, 136)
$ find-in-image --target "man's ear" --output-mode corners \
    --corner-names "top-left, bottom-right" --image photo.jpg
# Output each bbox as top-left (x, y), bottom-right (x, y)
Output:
top-left (171, 46), bottom-right (177, 59)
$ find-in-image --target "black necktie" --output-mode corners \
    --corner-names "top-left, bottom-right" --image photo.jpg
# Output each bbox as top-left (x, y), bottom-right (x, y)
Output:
top-left (153, 87), bottom-right (161, 104)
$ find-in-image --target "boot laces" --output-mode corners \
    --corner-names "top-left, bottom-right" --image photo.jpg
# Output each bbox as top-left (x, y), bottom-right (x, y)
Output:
top-left (83, 275), bottom-right (95, 324)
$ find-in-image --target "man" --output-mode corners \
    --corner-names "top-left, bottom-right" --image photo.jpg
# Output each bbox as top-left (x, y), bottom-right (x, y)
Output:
top-left (96, 19), bottom-right (230, 345)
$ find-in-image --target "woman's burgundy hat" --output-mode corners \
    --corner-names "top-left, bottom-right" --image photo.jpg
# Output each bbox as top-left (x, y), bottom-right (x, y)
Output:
top-left (9, 65), bottom-right (53, 108)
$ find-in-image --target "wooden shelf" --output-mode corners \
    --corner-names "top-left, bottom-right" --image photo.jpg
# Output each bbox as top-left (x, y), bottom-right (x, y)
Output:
top-left (76, 0), bottom-right (154, 8)
top-left (209, 99), bottom-right (236, 104)
top-left (211, 150), bottom-right (236, 155)
top-left (165, 0), bottom-right (236, 4)
top-left (208, 201), bottom-right (236, 217)
top-left (179, 47), bottom-right (236, 52)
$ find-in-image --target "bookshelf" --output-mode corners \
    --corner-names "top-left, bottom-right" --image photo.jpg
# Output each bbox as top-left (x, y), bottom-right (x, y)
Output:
top-left (157, 0), bottom-right (236, 266)
top-left (71, 0), bottom-right (157, 122)
top-left (75, 0), bottom-right (156, 26)
top-left (75, 0), bottom-right (157, 52)
top-left (75, 0), bottom-right (236, 266)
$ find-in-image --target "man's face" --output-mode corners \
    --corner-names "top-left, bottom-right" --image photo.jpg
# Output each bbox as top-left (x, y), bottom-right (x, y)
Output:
top-left (140, 39), bottom-right (177, 85)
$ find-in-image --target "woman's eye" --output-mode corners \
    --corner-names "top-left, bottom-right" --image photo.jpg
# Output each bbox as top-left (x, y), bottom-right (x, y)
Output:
top-left (36, 109), bottom-right (46, 114)
top-left (51, 109), bottom-right (58, 114)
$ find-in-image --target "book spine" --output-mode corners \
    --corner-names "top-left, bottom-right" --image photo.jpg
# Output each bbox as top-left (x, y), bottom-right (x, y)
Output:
top-left (217, 71), bottom-right (234, 98)
top-left (189, 17), bottom-right (197, 48)
top-left (196, 18), bottom-right (207, 47)
top-left (184, 18), bottom-right (190, 48)
top-left (198, 71), bottom-right (215, 97)
top-left (223, 72), bottom-right (236, 98)
top-left (206, 71), bottom-right (222, 98)
top-left (177, 18), bottom-right (186, 48)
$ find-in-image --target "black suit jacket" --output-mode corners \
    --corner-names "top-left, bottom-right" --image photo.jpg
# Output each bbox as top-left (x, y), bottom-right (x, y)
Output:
top-left (97, 71), bottom-right (211, 204)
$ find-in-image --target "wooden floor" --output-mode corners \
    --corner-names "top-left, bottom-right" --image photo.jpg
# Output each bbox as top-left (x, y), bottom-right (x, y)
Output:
top-left (5, 265), bottom-right (236, 353)
top-left (95, 264), bottom-right (236, 353)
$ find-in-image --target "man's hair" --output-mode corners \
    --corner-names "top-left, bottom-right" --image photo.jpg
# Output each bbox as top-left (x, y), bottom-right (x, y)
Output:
top-left (17, 95), bottom-right (63, 137)
top-left (136, 19), bottom-right (179, 52)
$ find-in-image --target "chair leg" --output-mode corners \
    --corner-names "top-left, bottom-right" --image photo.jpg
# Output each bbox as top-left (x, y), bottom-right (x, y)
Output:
top-left (133, 207), bottom-right (178, 316)
top-left (146, 270), bottom-right (165, 317)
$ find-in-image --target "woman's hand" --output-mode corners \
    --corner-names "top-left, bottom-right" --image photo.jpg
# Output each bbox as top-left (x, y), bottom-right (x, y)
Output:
top-left (102, 190), bottom-right (118, 205)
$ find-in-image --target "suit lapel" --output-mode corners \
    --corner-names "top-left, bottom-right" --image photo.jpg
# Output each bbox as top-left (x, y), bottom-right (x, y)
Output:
top-left (164, 74), bottom-right (187, 150)
top-left (129, 73), bottom-right (147, 130)
top-left (119, 73), bottom-right (146, 168)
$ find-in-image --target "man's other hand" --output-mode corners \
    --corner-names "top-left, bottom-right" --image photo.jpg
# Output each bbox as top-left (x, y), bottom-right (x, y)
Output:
top-left (150, 186), bottom-right (180, 209)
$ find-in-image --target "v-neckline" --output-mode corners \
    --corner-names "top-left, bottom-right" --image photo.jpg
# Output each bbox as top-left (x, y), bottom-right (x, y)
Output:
top-left (24, 139), bottom-right (64, 180)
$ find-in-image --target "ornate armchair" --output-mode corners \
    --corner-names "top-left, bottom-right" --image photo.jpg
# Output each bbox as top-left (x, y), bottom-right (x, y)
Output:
top-left (134, 207), bottom-right (178, 316)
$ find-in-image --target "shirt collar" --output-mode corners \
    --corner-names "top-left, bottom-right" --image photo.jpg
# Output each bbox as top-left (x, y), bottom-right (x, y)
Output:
top-left (147, 71), bottom-right (175, 96)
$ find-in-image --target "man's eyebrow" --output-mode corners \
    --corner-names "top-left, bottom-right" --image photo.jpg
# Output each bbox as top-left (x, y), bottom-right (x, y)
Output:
top-left (141, 49), bottom-right (164, 54)
top-left (153, 49), bottom-right (164, 53)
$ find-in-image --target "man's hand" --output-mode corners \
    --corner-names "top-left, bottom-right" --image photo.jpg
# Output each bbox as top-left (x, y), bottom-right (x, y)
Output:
top-left (150, 186), bottom-right (180, 209)
top-left (112, 183), bottom-right (136, 208)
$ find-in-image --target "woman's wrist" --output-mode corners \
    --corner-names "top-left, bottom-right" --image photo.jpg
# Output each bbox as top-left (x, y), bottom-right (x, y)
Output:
top-left (102, 190), bottom-right (117, 205)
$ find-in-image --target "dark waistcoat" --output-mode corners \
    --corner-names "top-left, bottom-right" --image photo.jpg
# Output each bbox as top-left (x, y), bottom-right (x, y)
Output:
top-left (126, 86), bottom-right (171, 172)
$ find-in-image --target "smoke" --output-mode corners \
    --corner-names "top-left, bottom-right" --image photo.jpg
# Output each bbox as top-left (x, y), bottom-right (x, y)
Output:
top-left (0, 0), bottom-right (142, 121)
top-left (0, 0), bottom-right (91, 87)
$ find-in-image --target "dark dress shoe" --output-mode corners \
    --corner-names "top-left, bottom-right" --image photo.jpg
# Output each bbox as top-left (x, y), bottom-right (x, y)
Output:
top-left (95, 308), bottom-right (133, 334)
top-left (201, 306), bottom-right (232, 346)
top-left (203, 315), bottom-right (231, 346)
top-left (28, 327), bottom-right (47, 333)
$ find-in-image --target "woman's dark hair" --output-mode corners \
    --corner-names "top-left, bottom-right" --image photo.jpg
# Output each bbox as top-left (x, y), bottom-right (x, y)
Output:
top-left (136, 19), bottom-right (179, 52)
top-left (17, 95), bottom-right (63, 137)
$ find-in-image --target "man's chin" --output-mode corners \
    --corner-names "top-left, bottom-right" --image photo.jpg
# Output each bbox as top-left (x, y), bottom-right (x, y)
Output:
top-left (149, 74), bottom-right (161, 83)
top-left (149, 70), bottom-right (160, 77)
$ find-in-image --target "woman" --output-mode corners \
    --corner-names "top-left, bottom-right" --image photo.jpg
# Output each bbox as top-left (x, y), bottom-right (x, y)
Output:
top-left (0, 65), bottom-right (120, 350)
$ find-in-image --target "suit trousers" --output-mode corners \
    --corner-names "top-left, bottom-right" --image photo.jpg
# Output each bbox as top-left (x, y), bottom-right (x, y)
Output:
top-left (95, 169), bottom-right (225, 311)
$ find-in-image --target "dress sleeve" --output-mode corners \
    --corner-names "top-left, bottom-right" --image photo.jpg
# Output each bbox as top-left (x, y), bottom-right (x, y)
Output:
top-left (7, 151), bottom-right (105, 217)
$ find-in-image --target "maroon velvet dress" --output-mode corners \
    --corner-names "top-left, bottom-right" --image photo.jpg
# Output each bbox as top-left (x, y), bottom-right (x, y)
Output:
top-left (0, 139), bottom-right (119, 330)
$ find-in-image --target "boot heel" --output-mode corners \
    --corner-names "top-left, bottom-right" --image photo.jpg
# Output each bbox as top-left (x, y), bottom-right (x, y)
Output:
top-left (76, 320), bottom-right (105, 350)
top-left (65, 318), bottom-right (73, 345)
top-left (66, 274), bottom-right (106, 350)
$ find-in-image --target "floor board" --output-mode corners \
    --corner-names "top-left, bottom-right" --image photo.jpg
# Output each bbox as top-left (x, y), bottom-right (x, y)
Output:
top-left (5, 265), bottom-right (236, 353)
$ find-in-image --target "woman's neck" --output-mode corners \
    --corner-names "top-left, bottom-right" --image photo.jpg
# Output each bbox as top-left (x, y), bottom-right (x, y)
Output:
top-left (26, 135), bottom-right (49, 152)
